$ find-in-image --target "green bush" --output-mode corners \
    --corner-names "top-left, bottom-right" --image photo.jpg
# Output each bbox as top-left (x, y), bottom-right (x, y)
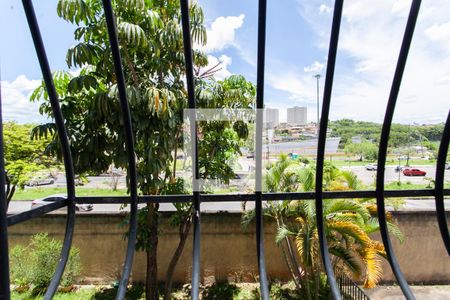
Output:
top-left (10, 233), bottom-right (81, 292)
top-left (201, 283), bottom-right (239, 300)
top-left (10, 245), bottom-right (30, 290)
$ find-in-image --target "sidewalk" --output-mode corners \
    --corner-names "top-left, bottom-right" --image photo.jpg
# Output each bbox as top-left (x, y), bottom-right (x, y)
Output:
top-left (365, 285), bottom-right (450, 300)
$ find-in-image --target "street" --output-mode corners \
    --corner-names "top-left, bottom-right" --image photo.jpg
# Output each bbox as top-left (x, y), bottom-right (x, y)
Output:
top-left (8, 198), bottom-right (450, 215)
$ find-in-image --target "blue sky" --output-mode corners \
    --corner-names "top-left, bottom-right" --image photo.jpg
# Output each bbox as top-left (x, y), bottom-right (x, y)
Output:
top-left (1, 0), bottom-right (449, 124)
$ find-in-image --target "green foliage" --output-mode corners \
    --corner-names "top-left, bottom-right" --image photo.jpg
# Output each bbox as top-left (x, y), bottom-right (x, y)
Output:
top-left (10, 245), bottom-right (30, 289)
top-left (90, 283), bottom-right (145, 300)
top-left (201, 283), bottom-right (239, 300)
top-left (3, 122), bottom-right (57, 204)
top-left (31, 0), bottom-right (208, 188)
top-left (329, 119), bottom-right (444, 149)
top-left (11, 288), bottom-right (97, 299)
top-left (10, 233), bottom-right (81, 293)
top-left (244, 156), bottom-right (403, 295)
top-left (249, 281), bottom-right (313, 300)
top-left (344, 141), bottom-right (378, 161)
top-left (30, 1), bottom-right (253, 298)
top-left (197, 76), bottom-right (256, 184)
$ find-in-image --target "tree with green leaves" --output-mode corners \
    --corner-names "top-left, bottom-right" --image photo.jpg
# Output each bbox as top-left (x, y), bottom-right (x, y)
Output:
top-left (162, 75), bottom-right (255, 299)
top-left (344, 141), bottom-right (378, 162)
top-left (31, 0), bottom-right (207, 298)
top-left (196, 76), bottom-right (255, 183)
top-left (31, 1), bottom-right (255, 298)
top-left (3, 122), bottom-right (56, 208)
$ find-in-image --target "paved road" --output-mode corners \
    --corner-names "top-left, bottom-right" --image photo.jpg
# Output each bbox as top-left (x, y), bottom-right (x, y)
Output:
top-left (8, 198), bottom-right (450, 215)
top-left (349, 165), bottom-right (444, 185)
top-left (48, 164), bottom-right (450, 189)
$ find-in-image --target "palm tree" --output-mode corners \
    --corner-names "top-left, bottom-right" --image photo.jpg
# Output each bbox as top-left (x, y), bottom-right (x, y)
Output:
top-left (279, 198), bottom-right (401, 290)
top-left (243, 156), bottom-right (404, 299)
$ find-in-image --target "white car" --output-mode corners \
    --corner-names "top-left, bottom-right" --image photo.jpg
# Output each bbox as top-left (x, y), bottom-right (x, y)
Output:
top-left (31, 194), bottom-right (93, 212)
top-left (365, 163), bottom-right (378, 171)
top-left (25, 177), bottom-right (55, 187)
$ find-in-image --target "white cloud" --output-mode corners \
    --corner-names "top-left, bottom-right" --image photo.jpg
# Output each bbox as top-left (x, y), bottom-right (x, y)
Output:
top-left (291, 0), bottom-right (450, 124)
top-left (198, 14), bottom-right (245, 53)
top-left (425, 21), bottom-right (450, 41)
top-left (319, 4), bottom-right (332, 14)
top-left (304, 61), bottom-right (325, 73)
top-left (266, 67), bottom-right (320, 123)
top-left (391, 0), bottom-right (410, 15)
top-left (1, 75), bottom-right (48, 124)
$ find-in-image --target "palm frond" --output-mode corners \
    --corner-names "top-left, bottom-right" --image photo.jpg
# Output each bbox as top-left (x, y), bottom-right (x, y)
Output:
top-left (118, 0), bottom-right (145, 10)
top-left (31, 123), bottom-right (56, 140)
top-left (327, 221), bottom-right (371, 247)
top-left (387, 222), bottom-right (405, 243)
top-left (241, 208), bottom-right (255, 230)
top-left (66, 43), bottom-right (102, 68)
top-left (340, 170), bottom-right (360, 190)
top-left (118, 21), bottom-right (148, 47)
top-left (329, 244), bottom-right (363, 279)
top-left (361, 248), bottom-right (383, 288)
top-left (324, 199), bottom-right (370, 222)
top-left (275, 225), bottom-right (294, 245)
top-left (57, 0), bottom-right (92, 25)
top-left (297, 167), bottom-right (315, 191)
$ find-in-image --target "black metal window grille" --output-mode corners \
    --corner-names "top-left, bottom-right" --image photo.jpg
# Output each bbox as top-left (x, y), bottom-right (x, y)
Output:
top-left (0, 0), bottom-right (449, 299)
top-left (337, 272), bottom-right (371, 300)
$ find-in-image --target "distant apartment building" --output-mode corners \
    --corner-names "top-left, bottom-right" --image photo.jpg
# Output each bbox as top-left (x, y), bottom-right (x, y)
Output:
top-left (264, 107), bottom-right (279, 128)
top-left (287, 106), bottom-right (307, 125)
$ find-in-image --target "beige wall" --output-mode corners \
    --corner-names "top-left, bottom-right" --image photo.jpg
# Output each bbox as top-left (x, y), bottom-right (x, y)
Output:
top-left (7, 210), bottom-right (450, 284)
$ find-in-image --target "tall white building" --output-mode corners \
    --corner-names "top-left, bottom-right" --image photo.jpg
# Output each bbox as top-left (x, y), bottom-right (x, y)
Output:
top-left (264, 108), bottom-right (279, 128)
top-left (287, 106), bottom-right (307, 125)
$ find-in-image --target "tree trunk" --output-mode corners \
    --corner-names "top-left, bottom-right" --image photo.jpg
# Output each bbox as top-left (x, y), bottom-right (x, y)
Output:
top-left (274, 213), bottom-right (302, 290)
top-left (146, 202), bottom-right (159, 300)
top-left (5, 173), bottom-right (13, 210)
top-left (172, 130), bottom-right (180, 179)
top-left (163, 213), bottom-right (192, 300)
top-left (6, 185), bottom-right (15, 209)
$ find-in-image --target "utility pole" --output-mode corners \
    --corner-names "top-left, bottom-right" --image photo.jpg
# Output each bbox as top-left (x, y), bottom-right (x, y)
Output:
top-left (407, 123), bottom-right (411, 166)
top-left (314, 74), bottom-right (321, 135)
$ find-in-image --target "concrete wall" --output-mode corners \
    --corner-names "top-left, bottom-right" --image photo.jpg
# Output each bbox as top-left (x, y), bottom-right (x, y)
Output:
top-left (7, 210), bottom-right (450, 284)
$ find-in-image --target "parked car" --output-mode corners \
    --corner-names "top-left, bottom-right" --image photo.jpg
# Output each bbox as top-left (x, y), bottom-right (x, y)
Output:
top-left (31, 195), bottom-right (93, 212)
top-left (365, 163), bottom-right (377, 171)
top-left (25, 176), bottom-right (55, 187)
top-left (402, 168), bottom-right (426, 176)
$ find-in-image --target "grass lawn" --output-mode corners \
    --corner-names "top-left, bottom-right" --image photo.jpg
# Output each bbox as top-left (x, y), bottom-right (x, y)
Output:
top-left (12, 188), bottom-right (127, 201)
top-left (11, 288), bottom-right (96, 300)
top-left (384, 181), bottom-right (450, 190)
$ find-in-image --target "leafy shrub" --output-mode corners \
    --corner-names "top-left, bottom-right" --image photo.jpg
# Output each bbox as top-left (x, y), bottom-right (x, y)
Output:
top-left (92, 283), bottom-right (145, 300)
top-left (201, 283), bottom-right (239, 300)
top-left (9, 245), bottom-right (30, 291)
top-left (10, 233), bottom-right (81, 293)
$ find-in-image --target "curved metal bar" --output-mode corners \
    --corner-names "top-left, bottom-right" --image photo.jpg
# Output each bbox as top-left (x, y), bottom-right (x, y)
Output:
top-left (435, 111), bottom-right (450, 255)
top-left (101, 1), bottom-right (139, 299)
top-left (179, 1), bottom-right (201, 298)
top-left (375, 1), bottom-right (421, 299)
top-left (0, 76), bottom-right (11, 300)
top-left (21, 1), bottom-right (77, 298)
top-left (255, 0), bottom-right (269, 298)
top-left (314, 1), bottom-right (344, 299)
